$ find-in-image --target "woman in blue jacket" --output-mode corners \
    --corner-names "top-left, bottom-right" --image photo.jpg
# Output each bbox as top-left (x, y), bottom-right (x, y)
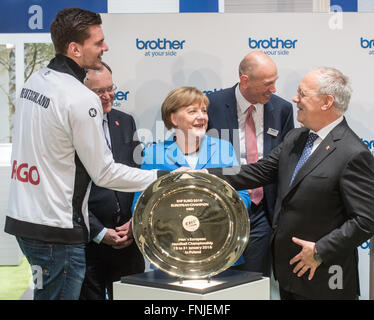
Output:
top-left (132, 86), bottom-right (250, 267)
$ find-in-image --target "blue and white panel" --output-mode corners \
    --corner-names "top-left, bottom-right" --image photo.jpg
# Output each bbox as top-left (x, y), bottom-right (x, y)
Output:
top-left (108, 0), bottom-right (219, 13)
top-left (331, 0), bottom-right (374, 11)
top-left (0, 0), bottom-right (220, 33)
top-left (0, 0), bottom-right (107, 33)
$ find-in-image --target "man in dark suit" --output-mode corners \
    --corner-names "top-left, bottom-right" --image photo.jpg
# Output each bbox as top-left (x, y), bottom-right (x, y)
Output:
top-left (79, 62), bottom-right (144, 300)
top-left (207, 67), bottom-right (374, 299)
top-left (207, 51), bottom-right (294, 277)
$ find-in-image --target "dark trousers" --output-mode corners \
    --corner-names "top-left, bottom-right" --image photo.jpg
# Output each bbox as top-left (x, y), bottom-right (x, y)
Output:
top-left (231, 201), bottom-right (272, 277)
top-left (79, 241), bottom-right (145, 300)
top-left (279, 287), bottom-right (309, 300)
top-left (279, 287), bottom-right (359, 300)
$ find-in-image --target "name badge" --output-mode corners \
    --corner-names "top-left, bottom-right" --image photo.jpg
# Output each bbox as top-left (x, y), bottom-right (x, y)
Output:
top-left (267, 128), bottom-right (279, 137)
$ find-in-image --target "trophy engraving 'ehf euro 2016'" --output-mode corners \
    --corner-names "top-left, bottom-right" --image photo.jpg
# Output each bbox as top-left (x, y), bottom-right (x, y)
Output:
top-left (132, 172), bottom-right (250, 279)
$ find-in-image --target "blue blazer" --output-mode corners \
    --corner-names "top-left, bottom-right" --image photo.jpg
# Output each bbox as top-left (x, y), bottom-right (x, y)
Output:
top-left (207, 84), bottom-right (294, 222)
top-left (131, 135), bottom-right (251, 266)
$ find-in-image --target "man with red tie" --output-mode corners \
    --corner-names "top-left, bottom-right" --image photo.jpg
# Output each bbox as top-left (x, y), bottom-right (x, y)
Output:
top-left (207, 51), bottom-right (294, 277)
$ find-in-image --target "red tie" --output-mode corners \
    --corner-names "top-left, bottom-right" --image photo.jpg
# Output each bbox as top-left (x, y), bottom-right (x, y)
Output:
top-left (245, 105), bottom-right (263, 205)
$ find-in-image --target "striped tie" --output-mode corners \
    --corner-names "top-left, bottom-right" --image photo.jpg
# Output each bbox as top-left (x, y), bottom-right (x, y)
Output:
top-left (290, 132), bottom-right (319, 185)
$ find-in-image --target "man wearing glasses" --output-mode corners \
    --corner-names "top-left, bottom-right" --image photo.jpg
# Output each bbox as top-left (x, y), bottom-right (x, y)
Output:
top-left (79, 62), bottom-right (144, 300)
top-left (206, 67), bottom-right (374, 299)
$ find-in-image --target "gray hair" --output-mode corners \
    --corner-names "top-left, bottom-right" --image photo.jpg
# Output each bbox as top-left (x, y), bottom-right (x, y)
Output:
top-left (316, 67), bottom-right (352, 115)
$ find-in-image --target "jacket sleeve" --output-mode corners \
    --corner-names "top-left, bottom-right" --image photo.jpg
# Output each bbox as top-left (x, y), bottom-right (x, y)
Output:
top-left (69, 92), bottom-right (157, 192)
top-left (88, 210), bottom-right (105, 241)
top-left (316, 150), bottom-right (374, 264)
top-left (208, 141), bottom-right (282, 191)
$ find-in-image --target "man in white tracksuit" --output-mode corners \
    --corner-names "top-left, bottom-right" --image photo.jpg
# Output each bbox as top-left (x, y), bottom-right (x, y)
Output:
top-left (5, 8), bottom-right (165, 300)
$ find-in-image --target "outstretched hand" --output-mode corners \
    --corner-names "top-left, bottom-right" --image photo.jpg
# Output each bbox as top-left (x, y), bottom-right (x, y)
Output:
top-left (172, 167), bottom-right (191, 173)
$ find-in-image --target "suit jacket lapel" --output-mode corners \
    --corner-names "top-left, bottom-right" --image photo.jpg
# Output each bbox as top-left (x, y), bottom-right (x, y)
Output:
top-left (289, 134), bottom-right (336, 188)
top-left (225, 84), bottom-right (240, 161)
top-left (286, 119), bottom-right (348, 194)
top-left (278, 129), bottom-right (309, 200)
top-left (225, 85), bottom-right (239, 130)
top-left (107, 112), bottom-right (120, 157)
top-left (263, 100), bottom-right (275, 156)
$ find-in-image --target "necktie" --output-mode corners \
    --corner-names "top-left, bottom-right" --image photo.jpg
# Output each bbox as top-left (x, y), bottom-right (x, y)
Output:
top-left (102, 119), bottom-right (112, 151)
top-left (290, 132), bottom-right (319, 185)
top-left (245, 105), bottom-right (263, 205)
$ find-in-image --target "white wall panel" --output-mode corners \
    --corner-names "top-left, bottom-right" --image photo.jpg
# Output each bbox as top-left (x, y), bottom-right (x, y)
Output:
top-left (108, 0), bottom-right (179, 13)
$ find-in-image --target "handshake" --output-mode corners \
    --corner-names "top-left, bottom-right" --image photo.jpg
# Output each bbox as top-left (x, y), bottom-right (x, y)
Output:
top-left (104, 168), bottom-right (209, 249)
top-left (172, 167), bottom-right (208, 173)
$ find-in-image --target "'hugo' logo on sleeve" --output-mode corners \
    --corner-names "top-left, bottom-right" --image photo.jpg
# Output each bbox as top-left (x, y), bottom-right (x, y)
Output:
top-left (11, 160), bottom-right (40, 185)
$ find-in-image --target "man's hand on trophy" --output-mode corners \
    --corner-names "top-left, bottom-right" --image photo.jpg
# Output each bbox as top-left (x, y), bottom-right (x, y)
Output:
top-left (172, 166), bottom-right (192, 172)
top-left (192, 169), bottom-right (209, 174)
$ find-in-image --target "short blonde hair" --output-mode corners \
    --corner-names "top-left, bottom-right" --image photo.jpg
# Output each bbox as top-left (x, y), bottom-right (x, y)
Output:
top-left (161, 86), bottom-right (209, 130)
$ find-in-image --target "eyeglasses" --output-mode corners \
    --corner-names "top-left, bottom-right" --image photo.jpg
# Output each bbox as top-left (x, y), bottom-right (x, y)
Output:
top-left (297, 87), bottom-right (322, 98)
top-left (92, 84), bottom-right (117, 96)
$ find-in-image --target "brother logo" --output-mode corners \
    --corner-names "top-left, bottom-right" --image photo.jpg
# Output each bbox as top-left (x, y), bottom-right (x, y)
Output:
top-left (361, 138), bottom-right (374, 149)
top-left (114, 90), bottom-right (129, 101)
top-left (360, 240), bottom-right (370, 250)
top-left (249, 37), bottom-right (298, 49)
top-left (203, 88), bottom-right (223, 95)
top-left (360, 37), bottom-right (374, 48)
top-left (136, 38), bottom-right (186, 50)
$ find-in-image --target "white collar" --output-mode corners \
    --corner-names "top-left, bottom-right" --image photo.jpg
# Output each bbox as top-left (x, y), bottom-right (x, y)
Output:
top-left (235, 84), bottom-right (263, 114)
top-left (313, 116), bottom-right (344, 140)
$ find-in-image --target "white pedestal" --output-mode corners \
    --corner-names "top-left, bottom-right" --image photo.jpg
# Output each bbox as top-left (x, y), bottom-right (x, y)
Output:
top-left (113, 271), bottom-right (270, 300)
top-left (0, 144), bottom-right (23, 266)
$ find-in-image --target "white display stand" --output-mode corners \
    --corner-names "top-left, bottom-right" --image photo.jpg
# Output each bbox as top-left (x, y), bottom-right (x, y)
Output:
top-left (0, 144), bottom-right (23, 266)
top-left (113, 270), bottom-right (270, 300)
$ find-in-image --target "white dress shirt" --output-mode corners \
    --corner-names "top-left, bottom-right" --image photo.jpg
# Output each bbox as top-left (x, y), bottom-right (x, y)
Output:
top-left (235, 85), bottom-right (264, 164)
top-left (310, 116), bottom-right (344, 154)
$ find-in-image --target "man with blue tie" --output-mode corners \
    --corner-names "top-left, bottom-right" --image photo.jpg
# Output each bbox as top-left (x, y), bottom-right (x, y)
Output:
top-left (206, 67), bottom-right (374, 299)
top-left (79, 62), bottom-right (145, 300)
top-left (207, 51), bottom-right (294, 277)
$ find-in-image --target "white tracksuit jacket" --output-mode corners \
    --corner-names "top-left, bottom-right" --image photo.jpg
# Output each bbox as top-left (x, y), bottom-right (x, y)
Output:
top-left (5, 55), bottom-right (157, 244)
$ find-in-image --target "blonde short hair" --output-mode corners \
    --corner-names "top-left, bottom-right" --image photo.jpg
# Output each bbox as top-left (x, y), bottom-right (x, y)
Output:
top-left (161, 86), bottom-right (209, 130)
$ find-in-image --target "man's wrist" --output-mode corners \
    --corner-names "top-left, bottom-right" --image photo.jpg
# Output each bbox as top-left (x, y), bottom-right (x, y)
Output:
top-left (93, 227), bottom-right (107, 244)
top-left (313, 247), bottom-right (323, 263)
